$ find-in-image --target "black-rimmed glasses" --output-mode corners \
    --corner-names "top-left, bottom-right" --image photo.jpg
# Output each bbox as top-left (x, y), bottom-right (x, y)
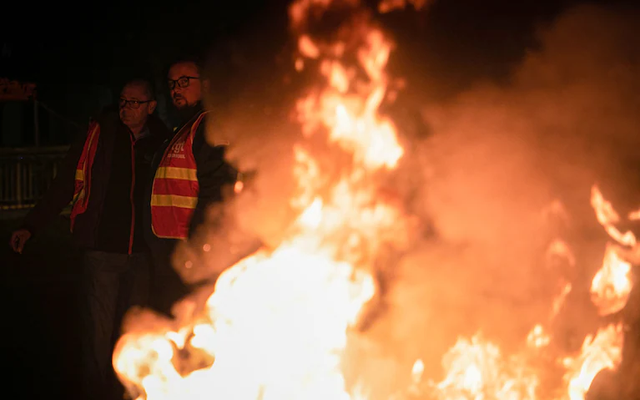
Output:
top-left (167, 76), bottom-right (200, 90)
top-left (119, 98), bottom-right (151, 109)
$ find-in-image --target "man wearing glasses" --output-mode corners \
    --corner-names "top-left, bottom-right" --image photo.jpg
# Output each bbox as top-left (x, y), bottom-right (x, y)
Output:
top-left (9, 79), bottom-right (170, 400)
top-left (145, 58), bottom-right (237, 316)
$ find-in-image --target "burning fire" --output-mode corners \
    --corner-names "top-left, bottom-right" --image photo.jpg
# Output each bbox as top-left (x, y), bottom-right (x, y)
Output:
top-left (420, 187), bottom-right (634, 400)
top-left (590, 185), bottom-right (636, 247)
top-left (431, 334), bottom-right (539, 400)
top-left (591, 244), bottom-right (632, 316)
top-left (562, 324), bottom-right (623, 400)
top-left (545, 239), bottom-right (575, 318)
top-left (527, 324), bottom-right (550, 349)
top-left (113, 2), bottom-right (635, 400)
top-left (589, 185), bottom-right (634, 316)
top-left (114, 1), bottom-right (408, 399)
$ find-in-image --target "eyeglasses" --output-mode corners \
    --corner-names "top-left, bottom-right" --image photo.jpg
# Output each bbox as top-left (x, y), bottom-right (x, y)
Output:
top-left (119, 98), bottom-right (151, 109)
top-left (167, 76), bottom-right (200, 90)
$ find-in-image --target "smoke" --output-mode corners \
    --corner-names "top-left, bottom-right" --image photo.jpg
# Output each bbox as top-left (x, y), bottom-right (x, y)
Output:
top-left (173, 0), bottom-right (640, 395)
top-left (355, 2), bottom-right (640, 386)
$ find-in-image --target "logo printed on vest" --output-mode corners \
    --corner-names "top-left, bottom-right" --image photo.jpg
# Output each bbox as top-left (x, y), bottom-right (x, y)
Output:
top-left (168, 139), bottom-right (186, 159)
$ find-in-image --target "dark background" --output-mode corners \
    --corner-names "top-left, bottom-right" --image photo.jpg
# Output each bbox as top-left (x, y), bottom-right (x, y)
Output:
top-left (1, 0), bottom-right (640, 399)
top-left (1, 0), bottom-right (637, 146)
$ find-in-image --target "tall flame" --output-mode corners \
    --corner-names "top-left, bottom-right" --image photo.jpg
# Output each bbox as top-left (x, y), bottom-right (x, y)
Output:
top-left (591, 245), bottom-right (632, 316)
top-left (421, 191), bottom-right (632, 400)
top-left (114, 1), bottom-right (407, 400)
top-left (112, 4), bottom-right (635, 400)
top-left (432, 335), bottom-right (539, 400)
top-left (562, 324), bottom-right (624, 400)
top-left (589, 185), bottom-right (634, 316)
top-left (590, 185), bottom-right (636, 247)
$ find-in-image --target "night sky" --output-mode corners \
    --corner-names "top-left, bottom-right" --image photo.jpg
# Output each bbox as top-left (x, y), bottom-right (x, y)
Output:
top-left (1, 0), bottom-right (288, 85)
top-left (0, 0), bottom-right (638, 142)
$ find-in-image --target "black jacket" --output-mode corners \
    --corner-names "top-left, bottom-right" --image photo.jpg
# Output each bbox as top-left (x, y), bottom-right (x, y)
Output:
top-left (22, 110), bottom-right (170, 251)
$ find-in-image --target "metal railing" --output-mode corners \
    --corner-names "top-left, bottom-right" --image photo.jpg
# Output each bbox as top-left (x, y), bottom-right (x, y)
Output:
top-left (0, 146), bottom-right (69, 210)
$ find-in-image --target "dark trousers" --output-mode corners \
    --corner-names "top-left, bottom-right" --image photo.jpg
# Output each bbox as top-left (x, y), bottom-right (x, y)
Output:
top-left (149, 242), bottom-right (189, 317)
top-left (79, 250), bottom-right (150, 400)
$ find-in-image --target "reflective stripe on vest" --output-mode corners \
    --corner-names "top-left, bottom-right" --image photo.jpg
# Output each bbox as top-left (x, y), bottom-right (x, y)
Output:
top-left (150, 111), bottom-right (208, 239)
top-left (70, 122), bottom-right (101, 231)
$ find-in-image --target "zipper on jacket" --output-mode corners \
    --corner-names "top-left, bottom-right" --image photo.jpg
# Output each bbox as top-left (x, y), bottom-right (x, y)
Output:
top-left (128, 133), bottom-right (136, 255)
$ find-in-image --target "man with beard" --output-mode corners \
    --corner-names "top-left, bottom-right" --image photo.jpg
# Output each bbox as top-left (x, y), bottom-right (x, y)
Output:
top-left (9, 79), bottom-right (170, 400)
top-left (145, 58), bottom-right (237, 316)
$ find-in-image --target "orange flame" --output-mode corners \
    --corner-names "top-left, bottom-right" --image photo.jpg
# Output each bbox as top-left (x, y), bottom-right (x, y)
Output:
top-left (562, 324), bottom-right (624, 400)
top-left (432, 335), bottom-right (539, 400)
top-left (589, 185), bottom-right (635, 316)
top-left (628, 208), bottom-right (640, 221)
top-left (378, 0), bottom-right (429, 13)
top-left (113, 4), bottom-right (635, 400)
top-left (428, 187), bottom-right (634, 400)
top-left (527, 324), bottom-right (550, 349)
top-left (590, 185), bottom-right (636, 247)
top-left (545, 238), bottom-right (575, 318)
top-left (114, 1), bottom-right (407, 399)
top-left (591, 244), bottom-right (632, 316)
top-left (551, 283), bottom-right (573, 319)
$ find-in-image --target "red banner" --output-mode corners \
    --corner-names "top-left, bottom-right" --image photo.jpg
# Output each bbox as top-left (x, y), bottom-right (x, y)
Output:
top-left (0, 77), bottom-right (36, 101)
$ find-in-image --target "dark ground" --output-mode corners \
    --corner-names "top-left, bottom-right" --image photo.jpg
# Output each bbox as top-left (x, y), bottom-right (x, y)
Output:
top-left (1, 212), bottom-right (83, 400)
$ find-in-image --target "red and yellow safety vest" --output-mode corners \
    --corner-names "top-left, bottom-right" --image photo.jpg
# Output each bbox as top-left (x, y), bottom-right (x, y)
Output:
top-left (70, 121), bottom-right (101, 231)
top-left (150, 111), bottom-right (208, 239)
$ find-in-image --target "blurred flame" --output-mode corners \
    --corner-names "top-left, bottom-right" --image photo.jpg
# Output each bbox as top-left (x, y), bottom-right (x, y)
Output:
top-left (628, 208), bottom-right (640, 221)
top-left (299, 35), bottom-right (320, 58)
top-left (551, 283), bottom-right (572, 319)
top-left (114, 1), bottom-right (407, 400)
top-left (295, 28), bottom-right (403, 170)
top-left (591, 244), bottom-right (632, 316)
top-left (378, 0), bottom-right (429, 13)
top-left (432, 335), bottom-right (539, 400)
top-left (426, 186), bottom-right (636, 400)
top-left (430, 320), bottom-right (623, 400)
top-left (545, 238), bottom-right (575, 318)
top-left (113, 3), bottom-right (636, 400)
top-left (527, 324), bottom-right (550, 349)
top-left (562, 324), bottom-right (624, 400)
top-left (546, 239), bottom-right (576, 269)
top-left (589, 185), bottom-right (634, 316)
top-left (411, 359), bottom-right (424, 384)
top-left (590, 185), bottom-right (636, 247)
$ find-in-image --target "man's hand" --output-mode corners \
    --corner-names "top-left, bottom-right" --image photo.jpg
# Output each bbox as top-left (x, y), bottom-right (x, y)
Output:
top-left (10, 229), bottom-right (31, 254)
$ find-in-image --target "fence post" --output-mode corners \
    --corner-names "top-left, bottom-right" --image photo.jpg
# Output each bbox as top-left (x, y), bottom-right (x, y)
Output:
top-left (1, 147), bottom-right (69, 209)
top-left (15, 161), bottom-right (22, 207)
top-left (34, 100), bottom-right (40, 147)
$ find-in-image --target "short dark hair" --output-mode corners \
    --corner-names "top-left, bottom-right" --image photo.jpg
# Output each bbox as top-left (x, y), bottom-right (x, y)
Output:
top-left (122, 78), bottom-right (156, 100)
top-left (167, 54), bottom-right (205, 77)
